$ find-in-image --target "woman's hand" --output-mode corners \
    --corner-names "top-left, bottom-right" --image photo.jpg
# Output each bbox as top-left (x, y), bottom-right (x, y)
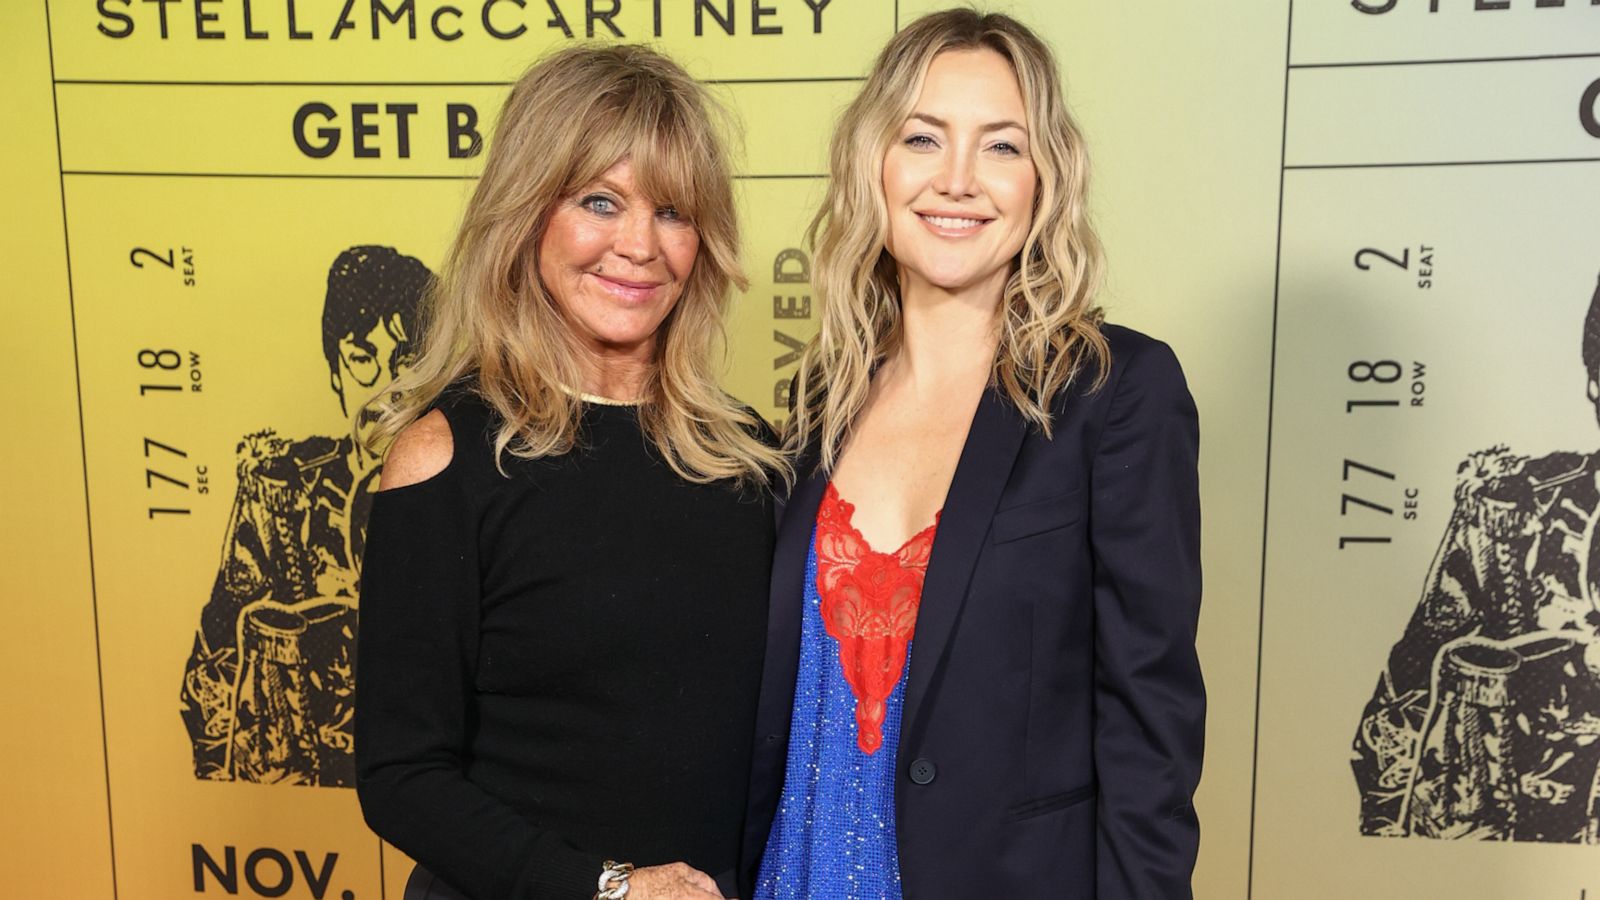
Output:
top-left (623, 862), bottom-right (724, 899)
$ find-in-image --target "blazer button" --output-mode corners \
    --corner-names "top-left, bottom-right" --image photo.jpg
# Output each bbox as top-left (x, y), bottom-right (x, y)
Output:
top-left (908, 758), bottom-right (936, 785)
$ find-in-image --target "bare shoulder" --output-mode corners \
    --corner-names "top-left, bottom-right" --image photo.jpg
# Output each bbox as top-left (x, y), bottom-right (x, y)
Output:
top-left (377, 409), bottom-right (454, 491)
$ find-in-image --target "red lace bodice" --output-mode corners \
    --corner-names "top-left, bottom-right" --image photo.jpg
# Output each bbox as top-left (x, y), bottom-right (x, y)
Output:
top-left (814, 483), bottom-right (940, 754)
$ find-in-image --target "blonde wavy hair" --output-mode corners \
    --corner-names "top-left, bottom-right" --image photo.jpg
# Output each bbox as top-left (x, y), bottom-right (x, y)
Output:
top-left (367, 44), bottom-right (786, 486)
top-left (789, 9), bottom-right (1110, 470)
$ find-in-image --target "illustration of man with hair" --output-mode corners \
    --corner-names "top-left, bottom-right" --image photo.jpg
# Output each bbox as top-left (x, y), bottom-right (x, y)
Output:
top-left (179, 245), bottom-right (431, 787)
top-left (1351, 274), bottom-right (1600, 843)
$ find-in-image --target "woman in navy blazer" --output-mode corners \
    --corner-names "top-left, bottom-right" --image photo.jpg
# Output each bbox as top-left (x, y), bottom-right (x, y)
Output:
top-left (743, 10), bottom-right (1203, 900)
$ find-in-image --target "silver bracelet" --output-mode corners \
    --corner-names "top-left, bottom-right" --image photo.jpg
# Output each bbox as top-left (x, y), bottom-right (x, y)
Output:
top-left (595, 860), bottom-right (634, 900)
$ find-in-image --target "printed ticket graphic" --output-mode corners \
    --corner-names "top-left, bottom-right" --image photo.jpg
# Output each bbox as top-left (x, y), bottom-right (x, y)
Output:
top-left (41, 3), bottom-right (870, 896)
top-left (1253, 3), bottom-right (1600, 899)
top-left (25, 1), bottom-right (1600, 898)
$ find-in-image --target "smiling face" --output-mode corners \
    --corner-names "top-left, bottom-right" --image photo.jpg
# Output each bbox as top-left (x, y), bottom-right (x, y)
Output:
top-left (882, 47), bottom-right (1037, 302)
top-left (537, 159), bottom-right (700, 366)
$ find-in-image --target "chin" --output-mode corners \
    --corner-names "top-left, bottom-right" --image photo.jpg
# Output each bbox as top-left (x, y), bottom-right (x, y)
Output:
top-left (918, 266), bottom-right (982, 292)
top-left (585, 319), bottom-right (665, 350)
top-left (897, 249), bottom-right (973, 288)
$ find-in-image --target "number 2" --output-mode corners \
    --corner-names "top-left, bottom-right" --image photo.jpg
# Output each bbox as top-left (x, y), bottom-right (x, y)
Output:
top-left (1354, 247), bottom-right (1409, 271)
top-left (130, 247), bottom-right (175, 269)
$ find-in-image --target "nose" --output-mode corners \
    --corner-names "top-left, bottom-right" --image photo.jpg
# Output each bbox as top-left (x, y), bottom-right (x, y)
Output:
top-left (612, 206), bottom-right (661, 265)
top-left (931, 144), bottom-right (978, 200)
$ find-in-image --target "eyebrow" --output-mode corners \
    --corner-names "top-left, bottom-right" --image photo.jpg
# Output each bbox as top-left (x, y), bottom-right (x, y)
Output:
top-left (342, 335), bottom-right (377, 355)
top-left (584, 178), bottom-right (674, 206)
top-left (909, 112), bottom-right (1027, 134)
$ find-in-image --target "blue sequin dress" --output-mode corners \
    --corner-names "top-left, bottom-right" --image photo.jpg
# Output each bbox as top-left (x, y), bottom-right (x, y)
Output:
top-left (755, 502), bottom-right (934, 900)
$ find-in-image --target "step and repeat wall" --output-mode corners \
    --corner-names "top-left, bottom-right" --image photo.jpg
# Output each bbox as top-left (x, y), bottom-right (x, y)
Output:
top-left (3, 1), bottom-right (1597, 899)
top-left (1254, 3), bottom-right (1600, 890)
top-left (1257, 5), bottom-right (1600, 899)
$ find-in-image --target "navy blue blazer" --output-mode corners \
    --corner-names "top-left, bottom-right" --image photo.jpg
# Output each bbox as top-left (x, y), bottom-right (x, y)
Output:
top-left (742, 325), bottom-right (1204, 899)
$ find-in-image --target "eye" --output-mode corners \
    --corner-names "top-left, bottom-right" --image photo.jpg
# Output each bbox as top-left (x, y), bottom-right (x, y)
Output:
top-left (656, 205), bottom-right (682, 222)
top-left (904, 133), bottom-right (938, 150)
top-left (579, 194), bottom-right (618, 215)
top-left (989, 141), bottom-right (1023, 157)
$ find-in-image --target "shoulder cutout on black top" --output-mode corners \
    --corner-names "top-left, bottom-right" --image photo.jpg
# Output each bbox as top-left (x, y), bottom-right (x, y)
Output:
top-left (378, 408), bottom-right (455, 491)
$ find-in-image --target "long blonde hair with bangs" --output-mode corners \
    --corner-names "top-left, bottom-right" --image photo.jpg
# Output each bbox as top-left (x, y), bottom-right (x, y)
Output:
top-left (367, 44), bottom-right (787, 487)
top-left (789, 9), bottom-right (1111, 470)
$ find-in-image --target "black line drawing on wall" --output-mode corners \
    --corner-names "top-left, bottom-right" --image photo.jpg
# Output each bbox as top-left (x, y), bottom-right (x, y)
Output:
top-left (1352, 273), bottom-right (1600, 842)
top-left (178, 245), bottom-right (431, 787)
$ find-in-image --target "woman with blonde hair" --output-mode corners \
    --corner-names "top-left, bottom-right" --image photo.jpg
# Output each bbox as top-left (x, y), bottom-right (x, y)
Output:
top-left (355, 45), bottom-right (784, 900)
top-left (743, 10), bottom-right (1203, 899)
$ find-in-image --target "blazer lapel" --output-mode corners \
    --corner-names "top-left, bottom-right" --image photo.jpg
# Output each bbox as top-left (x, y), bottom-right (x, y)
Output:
top-left (743, 451), bottom-right (829, 892)
top-left (901, 388), bottom-right (1028, 747)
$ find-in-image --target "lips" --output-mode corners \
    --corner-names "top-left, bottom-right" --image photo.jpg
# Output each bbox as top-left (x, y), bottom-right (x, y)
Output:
top-left (589, 272), bottom-right (664, 304)
top-left (915, 211), bottom-right (993, 235)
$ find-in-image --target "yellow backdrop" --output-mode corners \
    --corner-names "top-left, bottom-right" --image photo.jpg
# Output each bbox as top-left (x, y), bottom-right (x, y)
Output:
top-left (4, 1), bottom-right (1597, 898)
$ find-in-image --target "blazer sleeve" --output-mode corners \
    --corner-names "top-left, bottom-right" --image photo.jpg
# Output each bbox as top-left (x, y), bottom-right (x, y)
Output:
top-left (1088, 338), bottom-right (1205, 899)
top-left (354, 460), bottom-right (606, 900)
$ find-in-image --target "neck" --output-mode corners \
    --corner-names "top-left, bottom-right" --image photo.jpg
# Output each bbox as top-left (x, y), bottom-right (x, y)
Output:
top-left (887, 268), bottom-right (1004, 391)
top-left (579, 338), bottom-right (654, 402)
top-left (349, 421), bottom-right (382, 471)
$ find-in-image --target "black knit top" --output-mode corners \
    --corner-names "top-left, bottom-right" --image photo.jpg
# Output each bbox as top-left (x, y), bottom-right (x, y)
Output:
top-left (355, 387), bottom-right (775, 900)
